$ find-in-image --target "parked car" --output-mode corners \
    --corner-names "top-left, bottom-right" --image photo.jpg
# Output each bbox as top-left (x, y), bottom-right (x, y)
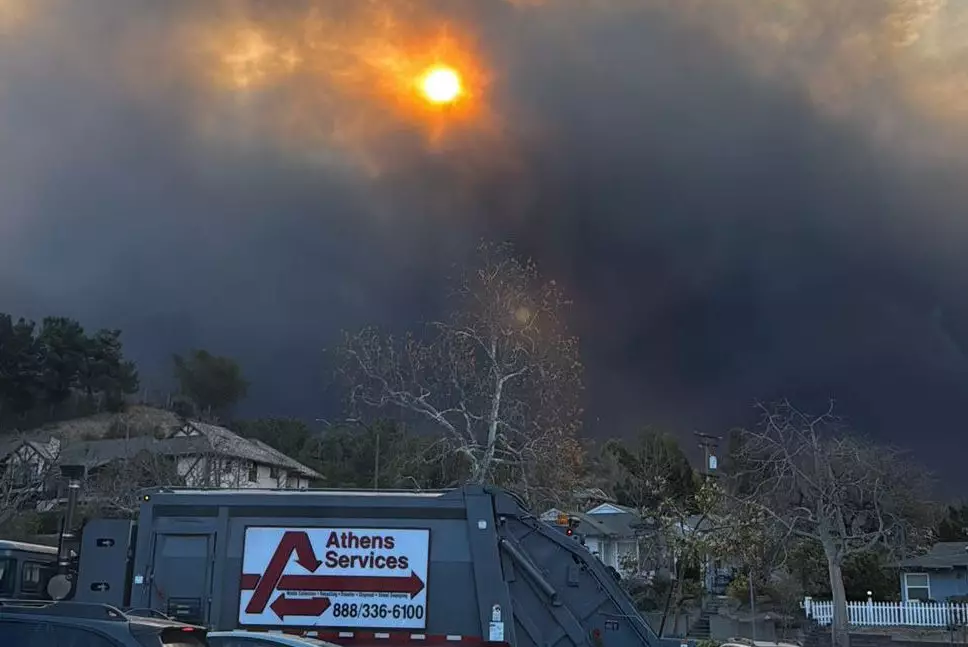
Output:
top-left (206, 630), bottom-right (339, 647)
top-left (0, 599), bottom-right (209, 646)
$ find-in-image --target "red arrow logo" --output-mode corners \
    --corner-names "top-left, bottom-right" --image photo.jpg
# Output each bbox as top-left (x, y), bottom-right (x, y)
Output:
top-left (269, 595), bottom-right (331, 620)
top-left (245, 531), bottom-right (321, 614)
top-left (241, 571), bottom-right (425, 598)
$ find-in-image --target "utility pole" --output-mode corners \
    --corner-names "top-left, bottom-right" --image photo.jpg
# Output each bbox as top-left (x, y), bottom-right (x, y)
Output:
top-left (694, 431), bottom-right (722, 479)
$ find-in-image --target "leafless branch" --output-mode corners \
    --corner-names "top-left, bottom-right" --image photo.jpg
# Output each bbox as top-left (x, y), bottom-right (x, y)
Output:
top-left (728, 399), bottom-right (936, 647)
top-left (335, 241), bottom-right (585, 508)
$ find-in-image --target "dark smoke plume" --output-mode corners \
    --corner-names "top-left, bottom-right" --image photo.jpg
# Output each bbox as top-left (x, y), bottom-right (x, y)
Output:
top-left (2, 0), bottom-right (967, 486)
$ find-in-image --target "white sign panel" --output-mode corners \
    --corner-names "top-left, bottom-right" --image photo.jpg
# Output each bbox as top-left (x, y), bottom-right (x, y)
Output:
top-left (239, 527), bottom-right (430, 629)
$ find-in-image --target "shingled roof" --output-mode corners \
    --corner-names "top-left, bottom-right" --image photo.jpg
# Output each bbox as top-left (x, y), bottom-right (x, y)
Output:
top-left (898, 542), bottom-right (968, 570)
top-left (59, 432), bottom-right (322, 481)
top-left (1, 406), bottom-right (323, 481)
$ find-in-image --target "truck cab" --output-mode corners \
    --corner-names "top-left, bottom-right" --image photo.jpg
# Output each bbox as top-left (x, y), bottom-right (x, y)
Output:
top-left (0, 540), bottom-right (58, 601)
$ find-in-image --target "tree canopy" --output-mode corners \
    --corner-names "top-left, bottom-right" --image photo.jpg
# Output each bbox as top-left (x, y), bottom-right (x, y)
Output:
top-left (606, 428), bottom-right (697, 512)
top-left (172, 349), bottom-right (249, 419)
top-left (0, 313), bottom-right (139, 424)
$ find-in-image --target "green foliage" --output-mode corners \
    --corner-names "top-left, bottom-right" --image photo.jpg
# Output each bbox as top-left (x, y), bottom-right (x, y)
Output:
top-left (624, 574), bottom-right (673, 612)
top-left (172, 350), bottom-right (249, 418)
top-left (786, 539), bottom-right (901, 601)
top-left (0, 315), bottom-right (42, 414)
top-left (234, 418), bottom-right (462, 490)
top-left (938, 503), bottom-right (968, 541)
top-left (606, 428), bottom-right (697, 512)
top-left (38, 317), bottom-right (88, 405)
top-left (0, 312), bottom-right (139, 426)
top-left (726, 572), bottom-right (767, 605)
top-left (80, 329), bottom-right (139, 411)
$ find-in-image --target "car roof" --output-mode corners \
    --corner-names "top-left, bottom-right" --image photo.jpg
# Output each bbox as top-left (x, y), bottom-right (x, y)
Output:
top-left (207, 630), bottom-right (337, 646)
top-left (0, 599), bottom-right (206, 633)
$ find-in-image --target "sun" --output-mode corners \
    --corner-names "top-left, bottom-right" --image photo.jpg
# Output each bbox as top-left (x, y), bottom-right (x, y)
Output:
top-left (419, 65), bottom-right (462, 105)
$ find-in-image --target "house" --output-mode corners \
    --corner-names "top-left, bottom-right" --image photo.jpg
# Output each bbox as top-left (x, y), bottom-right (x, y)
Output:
top-left (0, 432), bottom-right (65, 505)
top-left (897, 542), bottom-right (968, 602)
top-left (542, 502), bottom-right (655, 576)
top-left (166, 420), bottom-right (321, 488)
top-left (0, 406), bottom-right (323, 507)
top-left (541, 499), bottom-right (739, 594)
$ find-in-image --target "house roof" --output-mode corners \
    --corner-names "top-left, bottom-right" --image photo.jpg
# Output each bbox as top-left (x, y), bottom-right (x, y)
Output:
top-left (898, 542), bottom-right (968, 570)
top-left (2, 406), bottom-right (323, 481)
top-left (574, 510), bottom-right (648, 538)
top-left (173, 422), bottom-right (322, 480)
top-left (586, 502), bottom-right (637, 515)
top-left (0, 431), bottom-right (59, 462)
top-left (60, 436), bottom-right (164, 468)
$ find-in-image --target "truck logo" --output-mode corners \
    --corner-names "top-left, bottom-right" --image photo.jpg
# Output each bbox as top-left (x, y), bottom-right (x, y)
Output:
top-left (239, 527), bottom-right (430, 629)
top-left (244, 531), bottom-right (322, 615)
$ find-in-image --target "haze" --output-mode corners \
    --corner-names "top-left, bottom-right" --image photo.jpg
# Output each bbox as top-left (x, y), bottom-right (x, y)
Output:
top-left (2, 0), bottom-right (967, 486)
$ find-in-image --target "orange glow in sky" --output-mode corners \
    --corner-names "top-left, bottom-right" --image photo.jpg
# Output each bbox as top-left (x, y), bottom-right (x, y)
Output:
top-left (419, 65), bottom-right (462, 104)
top-left (182, 1), bottom-right (497, 169)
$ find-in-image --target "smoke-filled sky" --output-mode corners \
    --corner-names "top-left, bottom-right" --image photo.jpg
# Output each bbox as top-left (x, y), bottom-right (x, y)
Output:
top-left (3, 0), bottom-right (968, 487)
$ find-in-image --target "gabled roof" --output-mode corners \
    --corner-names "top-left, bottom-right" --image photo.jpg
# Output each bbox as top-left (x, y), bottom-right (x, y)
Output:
top-left (587, 502), bottom-right (637, 515)
top-left (573, 510), bottom-right (649, 538)
top-left (0, 431), bottom-right (59, 462)
top-left (1, 406), bottom-right (323, 482)
top-left (171, 421), bottom-right (322, 480)
top-left (898, 542), bottom-right (968, 570)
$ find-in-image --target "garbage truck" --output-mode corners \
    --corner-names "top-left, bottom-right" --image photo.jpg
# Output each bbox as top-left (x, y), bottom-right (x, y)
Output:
top-left (42, 485), bottom-right (681, 647)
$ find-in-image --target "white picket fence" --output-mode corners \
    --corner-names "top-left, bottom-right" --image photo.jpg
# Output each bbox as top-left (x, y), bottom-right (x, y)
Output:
top-left (803, 597), bottom-right (968, 628)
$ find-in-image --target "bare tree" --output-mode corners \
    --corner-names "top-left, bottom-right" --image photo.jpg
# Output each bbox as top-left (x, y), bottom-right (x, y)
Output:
top-left (86, 448), bottom-right (184, 517)
top-left (731, 400), bottom-right (936, 647)
top-left (337, 241), bottom-right (585, 508)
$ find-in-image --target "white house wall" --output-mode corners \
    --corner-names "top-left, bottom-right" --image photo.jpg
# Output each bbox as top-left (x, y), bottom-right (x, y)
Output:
top-left (175, 456), bottom-right (310, 489)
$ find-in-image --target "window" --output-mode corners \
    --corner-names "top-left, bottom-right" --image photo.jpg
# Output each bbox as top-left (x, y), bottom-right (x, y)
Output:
top-left (49, 624), bottom-right (123, 646)
top-left (904, 572), bottom-right (931, 601)
top-left (160, 535), bottom-right (209, 558)
top-left (157, 627), bottom-right (209, 647)
top-left (0, 620), bottom-right (48, 646)
top-left (21, 560), bottom-right (55, 594)
top-left (0, 558), bottom-right (15, 595)
top-left (247, 462), bottom-right (258, 482)
top-left (269, 466), bottom-right (280, 480)
top-left (0, 622), bottom-right (123, 647)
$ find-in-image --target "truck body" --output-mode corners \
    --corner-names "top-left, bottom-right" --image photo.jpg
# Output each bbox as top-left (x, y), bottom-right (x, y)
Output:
top-left (68, 485), bottom-right (676, 647)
